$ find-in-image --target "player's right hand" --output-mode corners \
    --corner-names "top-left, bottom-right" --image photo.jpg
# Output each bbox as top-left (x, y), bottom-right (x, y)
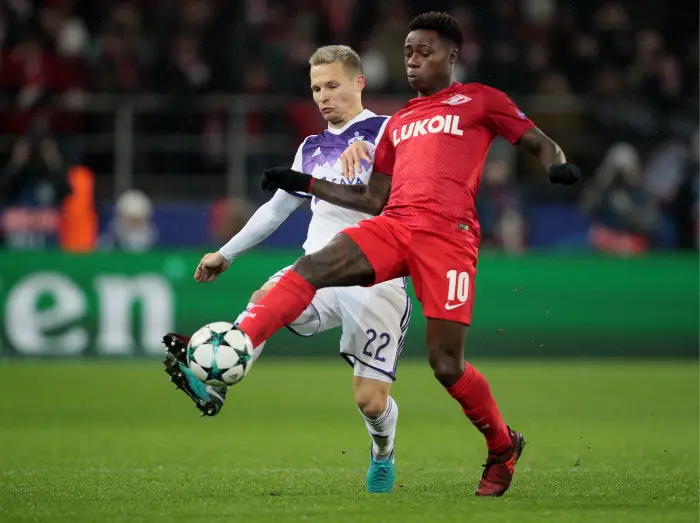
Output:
top-left (341, 141), bottom-right (373, 179)
top-left (548, 163), bottom-right (581, 185)
top-left (194, 252), bottom-right (231, 283)
top-left (261, 167), bottom-right (312, 194)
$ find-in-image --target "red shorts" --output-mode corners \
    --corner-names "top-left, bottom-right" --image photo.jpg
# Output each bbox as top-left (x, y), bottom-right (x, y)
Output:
top-left (342, 214), bottom-right (478, 325)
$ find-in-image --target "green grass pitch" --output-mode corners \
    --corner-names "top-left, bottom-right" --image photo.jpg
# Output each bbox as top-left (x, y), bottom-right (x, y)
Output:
top-left (0, 359), bottom-right (697, 522)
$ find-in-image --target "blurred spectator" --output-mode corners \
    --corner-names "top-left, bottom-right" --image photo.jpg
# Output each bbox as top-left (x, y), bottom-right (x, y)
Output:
top-left (101, 189), bottom-right (157, 252)
top-left (158, 32), bottom-right (211, 96)
top-left (0, 0), bottom-right (696, 251)
top-left (565, 32), bottom-right (600, 94)
top-left (91, 3), bottom-right (149, 94)
top-left (628, 30), bottom-right (665, 90)
top-left (477, 140), bottom-right (528, 254)
top-left (671, 132), bottom-right (700, 250)
top-left (0, 3), bottom-right (87, 134)
top-left (59, 164), bottom-right (98, 252)
top-left (360, 0), bottom-right (411, 93)
top-left (449, 6), bottom-right (480, 83)
top-left (479, 39), bottom-right (527, 93)
top-left (591, 1), bottom-right (634, 68)
top-left (210, 196), bottom-right (254, 244)
top-left (644, 54), bottom-right (684, 111)
top-left (1, 135), bottom-right (71, 207)
top-left (580, 143), bottom-right (658, 255)
top-left (39, 3), bottom-right (89, 59)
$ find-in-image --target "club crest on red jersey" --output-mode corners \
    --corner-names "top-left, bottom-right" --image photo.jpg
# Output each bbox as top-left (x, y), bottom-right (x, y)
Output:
top-left (442, 94), bottom-right (472, 106)
top-left (392, 114), bottom-right (464, 146)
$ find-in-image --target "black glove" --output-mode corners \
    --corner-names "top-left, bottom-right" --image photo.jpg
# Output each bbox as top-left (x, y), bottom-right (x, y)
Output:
top-left (548, 163), bottom-right (580, 185)
top-left (261, 166), bottom-right (313, 193)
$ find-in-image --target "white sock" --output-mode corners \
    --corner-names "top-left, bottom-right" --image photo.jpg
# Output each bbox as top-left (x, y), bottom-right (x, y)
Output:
top-left (234, 303), bottom-right (266, 360)
top-left (361, 396), bottom-right (398, 460)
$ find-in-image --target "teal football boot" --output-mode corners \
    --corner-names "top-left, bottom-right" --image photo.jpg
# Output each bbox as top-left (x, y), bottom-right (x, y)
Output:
top-left (366, 449), bottom-right (395, 493)
top-left (163, 333), bottom-right (227, 417)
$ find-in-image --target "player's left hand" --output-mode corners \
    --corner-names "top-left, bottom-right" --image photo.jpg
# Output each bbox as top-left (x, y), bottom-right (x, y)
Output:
top-left (261, 167), bottom-right (313, 194)
top-left (194, 252), bottom-right (231, 283)
top-left (548, 163), bottom-right (581, 185)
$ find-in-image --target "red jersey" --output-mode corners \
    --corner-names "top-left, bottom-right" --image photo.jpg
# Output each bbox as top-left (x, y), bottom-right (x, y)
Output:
top-left (373, 82), bottom-right (535, 238)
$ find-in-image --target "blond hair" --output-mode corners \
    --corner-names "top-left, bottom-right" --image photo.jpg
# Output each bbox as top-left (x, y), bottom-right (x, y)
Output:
top-left (309, 45), bottom-right (362, 74)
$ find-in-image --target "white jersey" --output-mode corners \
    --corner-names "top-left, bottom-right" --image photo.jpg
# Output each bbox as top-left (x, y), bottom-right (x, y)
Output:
top-left (220, 109), bottom-right (410, 381)
top-left (219, 110), bottom-right (393, 267)
top-left (290, 110), bottom-right (389, 253)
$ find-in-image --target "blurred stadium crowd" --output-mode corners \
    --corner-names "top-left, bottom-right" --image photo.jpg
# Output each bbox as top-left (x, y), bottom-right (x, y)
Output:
top-left (0, 0), bottom-right (697, 253)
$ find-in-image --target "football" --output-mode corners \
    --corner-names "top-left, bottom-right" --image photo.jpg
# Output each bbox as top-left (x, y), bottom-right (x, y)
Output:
top-left (186, 322), bottom-right (254, 386)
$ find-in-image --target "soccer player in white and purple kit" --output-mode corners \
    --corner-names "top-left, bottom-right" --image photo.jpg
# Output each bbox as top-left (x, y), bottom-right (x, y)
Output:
top-left (163, 46), bottom-right (409, 493)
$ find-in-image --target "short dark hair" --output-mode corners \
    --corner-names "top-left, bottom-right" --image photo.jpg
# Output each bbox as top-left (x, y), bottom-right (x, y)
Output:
top-left (409, 11), bottom-right (463, 49)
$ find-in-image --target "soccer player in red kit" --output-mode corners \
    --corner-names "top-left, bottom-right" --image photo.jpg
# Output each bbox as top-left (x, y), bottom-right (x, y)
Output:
top-left (198, 12), bottom-right (580, 496)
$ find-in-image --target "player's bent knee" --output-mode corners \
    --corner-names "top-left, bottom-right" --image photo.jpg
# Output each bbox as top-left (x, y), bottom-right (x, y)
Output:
top-left (260, 280), bottom-right (277, 293)
top-left (430, 354), bottom-right (465, 388)
top-left (356, 396), bottom-right (387, 420)
top-left (250, 281), bottom-right (277, 303)
top-left (354, 384), bottom-right (389, 419)
top-left (249, 288), bottom-right (267, 303)
top-left (249, 281), bottom-right (277, 304)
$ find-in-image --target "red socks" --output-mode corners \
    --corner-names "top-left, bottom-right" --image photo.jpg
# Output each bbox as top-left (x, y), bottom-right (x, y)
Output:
top-left (446, 363), bottom-right (511, 454)
top-left (238, 271), bottom-right (511, 455)
top-left (238, 270), bottom-right (316, 348)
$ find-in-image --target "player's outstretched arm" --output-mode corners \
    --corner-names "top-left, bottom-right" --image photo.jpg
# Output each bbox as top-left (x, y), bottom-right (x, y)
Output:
top-left (218, 189), bottom-right (304, 261)
top-left (261, 166), bottom-right (392, 216)
top-left (517, 127), bottom-right (580, 185)
top-left (194, 190), bottom-right (304, 283)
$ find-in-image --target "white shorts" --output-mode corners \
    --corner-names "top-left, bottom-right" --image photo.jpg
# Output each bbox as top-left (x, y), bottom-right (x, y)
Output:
top-left (267, 266), bottom-right (411, 382)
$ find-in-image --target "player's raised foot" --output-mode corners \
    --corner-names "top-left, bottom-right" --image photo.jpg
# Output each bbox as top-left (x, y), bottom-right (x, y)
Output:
top-left (366, 449), bottom-right (395, 493)
top-left (162, 333), bottom-right (227, 417)
top-left (475, 427), bottom-right (525, 497)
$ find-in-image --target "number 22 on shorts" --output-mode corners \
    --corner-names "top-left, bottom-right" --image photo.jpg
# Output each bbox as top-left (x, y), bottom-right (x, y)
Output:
top-left (362, 328), bottom-right (390, 362)
top-left (445, 269), bottom-right (470, 310)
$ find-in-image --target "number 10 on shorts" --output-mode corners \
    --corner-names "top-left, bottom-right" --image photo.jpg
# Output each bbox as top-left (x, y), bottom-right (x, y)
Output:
top-left (445, 270), bottom-right (469, 310)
